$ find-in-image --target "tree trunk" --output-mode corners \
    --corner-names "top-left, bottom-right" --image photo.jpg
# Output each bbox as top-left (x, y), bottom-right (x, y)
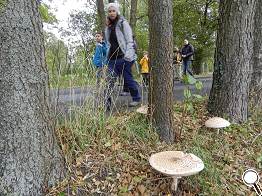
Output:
top-left (96, 0), bottom-right (106, 33)
top-left (208, 0), bottom-right (256, 123)
top-left (122, 0), bottom-right (126, 18)
top-left (202, 0), bottom-right (213, 26)
top-left (148, 0), bottom-right (174, 142)
top-left (250, 1), bottom-right (262, 109)
top-left (0, 1), bottom-right (66, 195)
top-left (130, 0), bottom-right (138, 35)
top-left (81, 39), bottom-right (89, 69)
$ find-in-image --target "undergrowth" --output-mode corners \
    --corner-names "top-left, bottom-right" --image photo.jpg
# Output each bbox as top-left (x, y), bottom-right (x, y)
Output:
top-left (48, 99), bottom-right (262, 195)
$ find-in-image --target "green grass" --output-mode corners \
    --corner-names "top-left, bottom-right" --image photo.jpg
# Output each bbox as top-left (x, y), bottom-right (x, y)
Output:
top-left (49, 100), bottom-right (262, 195)
top-left (49, 65), bottom-right (143, 89)
top-left (49, 72), bottom-right (96, 88)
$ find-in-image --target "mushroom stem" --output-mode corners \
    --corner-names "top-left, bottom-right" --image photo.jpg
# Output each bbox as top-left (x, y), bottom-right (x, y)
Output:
top-left (171, 177), bottom-right (180, 191)
top-left (217, 128), bottom-right (220, 134)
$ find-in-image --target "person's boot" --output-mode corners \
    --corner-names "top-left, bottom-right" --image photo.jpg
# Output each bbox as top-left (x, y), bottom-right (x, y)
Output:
top-left (128, 101), bottom-right (141, 107)
top-left (119, 92), bottom-right (129, 96)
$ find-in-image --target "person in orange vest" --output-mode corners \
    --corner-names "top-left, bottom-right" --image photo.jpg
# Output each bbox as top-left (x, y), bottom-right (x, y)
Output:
top-left (139, 51), bottom-right (149, 87)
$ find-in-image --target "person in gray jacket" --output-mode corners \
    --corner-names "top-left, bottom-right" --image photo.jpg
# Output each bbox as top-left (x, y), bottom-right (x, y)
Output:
top-left (104, 3), bottom-right (141, 110)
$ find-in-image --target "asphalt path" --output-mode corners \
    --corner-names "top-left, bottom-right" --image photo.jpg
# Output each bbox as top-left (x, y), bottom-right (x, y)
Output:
top-left (50, 77), bottom-right (212, 115)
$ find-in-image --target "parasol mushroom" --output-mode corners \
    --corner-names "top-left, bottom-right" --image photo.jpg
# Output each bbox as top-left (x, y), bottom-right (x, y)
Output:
top-left (149, 151), bottom-right (204, 191)
top-left (136, 105), bottom-right (148, 115)
top-left (205, 117), bottom-right (230, 134)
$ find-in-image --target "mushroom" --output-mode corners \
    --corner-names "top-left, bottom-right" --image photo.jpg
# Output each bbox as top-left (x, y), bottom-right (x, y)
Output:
top-left (136, 105), bottom-right (148, 115)
top-left (149, 151), bottom-right (204, 192)
top-left (205, 117), bottom-right (230, 134)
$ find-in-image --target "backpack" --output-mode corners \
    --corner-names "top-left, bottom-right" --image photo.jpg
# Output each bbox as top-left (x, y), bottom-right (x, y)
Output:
top-left (119, 20), bottom-right (137, 53)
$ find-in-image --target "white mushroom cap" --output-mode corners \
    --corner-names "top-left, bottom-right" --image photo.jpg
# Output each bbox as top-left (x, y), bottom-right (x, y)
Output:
top-left (149, 151), bottom-right (204, 177)
top-left (136, 105), bottom-right (148, 114)
top-left (205, 117), bottom-right (230, 129)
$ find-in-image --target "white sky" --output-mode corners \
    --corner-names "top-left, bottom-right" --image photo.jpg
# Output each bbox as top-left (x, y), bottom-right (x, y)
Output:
top-left (43, 0), bottom-right (89, 41)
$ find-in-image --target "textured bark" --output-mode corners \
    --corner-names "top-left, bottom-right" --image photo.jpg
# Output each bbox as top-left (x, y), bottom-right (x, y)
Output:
top-left (0, 1), bottom-right (66, 195)
top-left (250, 1), bottom-right (262, 109)
top-left (148, 0), bottom-right (174, 142)
top-left (130, 0), bottom-right (138, 35)
top-left (96, 0), bottom-right (106, 33)
top-left (208, 0), bottom-right (256, 123)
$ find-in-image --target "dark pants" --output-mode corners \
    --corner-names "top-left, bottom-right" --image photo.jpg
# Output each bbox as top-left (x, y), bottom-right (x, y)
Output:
top-left (105, 59), bottom-right (141, 106)
top-left (142, 73), bottom-right (149, 86)
top-left (123, 82), bottom-right (130, 92)
top-left (117, 76), bottom-right (129, 92)
top-left (183, 60), bottom-right (194, 76)
top-left (96, 67), bottom-right (103, 86)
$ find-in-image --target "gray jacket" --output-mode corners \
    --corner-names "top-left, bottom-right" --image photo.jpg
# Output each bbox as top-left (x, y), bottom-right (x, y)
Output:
top-left (105, 16), bottom-right (136, 62)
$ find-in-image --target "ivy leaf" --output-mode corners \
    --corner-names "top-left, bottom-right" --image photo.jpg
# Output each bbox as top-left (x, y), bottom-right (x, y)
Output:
top-left (184, 88), bottom-right (192, 99)
top-left (193, 94), bottom-right (203, 99)
top-left (195, 81), bottom-right (203, 90)
top-left (183, 74), bottom-right (197, 85)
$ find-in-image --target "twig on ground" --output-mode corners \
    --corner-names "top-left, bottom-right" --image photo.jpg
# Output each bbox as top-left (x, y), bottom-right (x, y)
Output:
top-left (251, 132), bottom-right (262, 144)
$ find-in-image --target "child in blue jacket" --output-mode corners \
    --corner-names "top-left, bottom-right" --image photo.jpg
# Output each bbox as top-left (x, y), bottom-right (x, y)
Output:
top-left (92, 32), bottom-right (108, 85)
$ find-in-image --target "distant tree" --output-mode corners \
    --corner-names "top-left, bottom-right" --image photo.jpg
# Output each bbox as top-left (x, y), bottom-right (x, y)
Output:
top-left (208, 0), bottom-right (256, 122)
top-left (173, 0), bottom-right (219, 74)
top-left (69, 10), bottom-right (96, 68)
top-left (45, 32), bottom-right (69, 76)
top-left (0, 0), bottom-right (65, 194)
top-left (130, 0), bottom-right (138, 34)
top-left (134, 0), bottom-right (149, 57)
top-left (96, 0), bottom-right (106, 33)
top-left (148, 0), bottom-right (175, 142)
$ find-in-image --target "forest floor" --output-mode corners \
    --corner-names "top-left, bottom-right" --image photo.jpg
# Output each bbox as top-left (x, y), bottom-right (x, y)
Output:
top-left (47, 99), bottom-right (261, 196)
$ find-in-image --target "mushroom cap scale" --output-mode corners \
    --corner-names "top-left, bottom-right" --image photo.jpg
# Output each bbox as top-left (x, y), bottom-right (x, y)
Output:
top-left (136, 105), bottom-right (148, 114)
top-left (149, 151), bottom-right (204, 177)
top-left (205, 117), bottom-right (230, 129)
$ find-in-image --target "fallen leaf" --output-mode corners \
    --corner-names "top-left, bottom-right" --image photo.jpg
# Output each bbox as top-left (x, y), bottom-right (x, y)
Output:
top-left (137, 185), bottom-right (146, 194)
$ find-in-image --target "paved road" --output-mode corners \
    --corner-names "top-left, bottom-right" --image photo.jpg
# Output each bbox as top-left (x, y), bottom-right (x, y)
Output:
top-left (50, 77), bottom-right (212, 115)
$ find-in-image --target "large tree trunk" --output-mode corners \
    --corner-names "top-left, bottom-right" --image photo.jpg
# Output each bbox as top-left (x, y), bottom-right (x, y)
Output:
top-left (96, 0), bottom-right (106, 33)
top-left (250, 1), bottom-right (262, 109)
top-left (208, 0), bottom-right (256, 123)
top-left (130, 0), bottom-right (138, 35)
top-left (0, 1), bottom-right (66, 195)
top-left (148, 0), bottom-right (174, 142)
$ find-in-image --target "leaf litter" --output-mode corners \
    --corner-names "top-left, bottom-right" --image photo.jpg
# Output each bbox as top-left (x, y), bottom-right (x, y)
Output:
top-left (48, 100), bottom-right (262, 195)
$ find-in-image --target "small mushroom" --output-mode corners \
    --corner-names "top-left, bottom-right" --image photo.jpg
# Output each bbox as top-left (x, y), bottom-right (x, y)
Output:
top-left (205, 117), bottom-right (230, 134)
top-left (136, 105), bottom-right (148, 115)
top-left (149, 151), bottom-right (204, 192)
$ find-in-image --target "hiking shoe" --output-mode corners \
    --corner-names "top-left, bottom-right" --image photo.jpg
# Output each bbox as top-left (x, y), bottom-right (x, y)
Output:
top-left (128, 101), bottom-right (141, 107)
top-left (119, 92), bottom-right (129, 96)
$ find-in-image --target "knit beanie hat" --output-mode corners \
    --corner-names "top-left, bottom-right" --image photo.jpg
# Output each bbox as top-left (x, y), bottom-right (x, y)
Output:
top-left (107, 3), bottom-right (120, 14)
